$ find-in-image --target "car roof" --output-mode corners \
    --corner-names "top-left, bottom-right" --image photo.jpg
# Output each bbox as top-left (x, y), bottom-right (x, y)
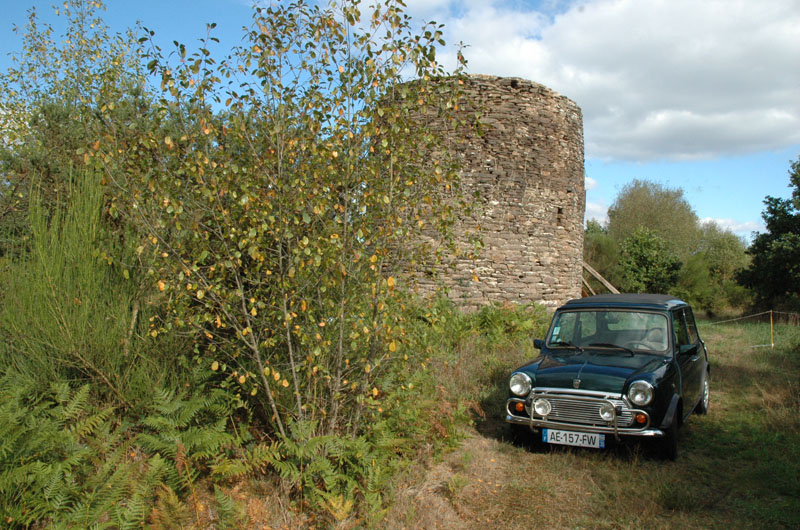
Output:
top-left (559, 293), bottom-right (688, 311)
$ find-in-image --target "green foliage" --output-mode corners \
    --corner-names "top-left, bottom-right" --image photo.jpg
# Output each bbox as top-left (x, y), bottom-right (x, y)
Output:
top-left (117, 0), bottom-right (468, 440)
top-left (588, 180), bottom-right (751, 311)
top-left (0, 168), bottom-right (167, 409)
top-left (738, 160), bottom-right (800, 309)
top-left (0, 0), bottom-right (486, 524)
top-left (0, 0), bottom-right (147, 252)
top-left (607, 179), bottom-right (699, 261)
top-left (618, 227), bottom-right (682, 293)
top-left (0, 369), bottom-right (252, 528)
top-left (583, 220), bottom-right (620, 290)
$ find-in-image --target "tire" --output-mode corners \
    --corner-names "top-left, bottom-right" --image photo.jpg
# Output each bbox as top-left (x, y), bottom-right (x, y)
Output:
top-left (695, 373), bottom-right (710, 415)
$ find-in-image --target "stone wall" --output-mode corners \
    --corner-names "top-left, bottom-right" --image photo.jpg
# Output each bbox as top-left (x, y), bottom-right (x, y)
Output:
top-left (415, 75), bottom-right (585, 309)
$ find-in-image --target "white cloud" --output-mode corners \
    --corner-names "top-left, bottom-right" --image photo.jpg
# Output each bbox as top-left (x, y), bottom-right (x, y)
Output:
top-left (584, 200), bottom-right (608, 225)
top-left (701, 217), bottom-right (764, 237)
top-left (584, 175), bottom-right (597, 190)
top-left (414, 0), bottom-right (800, 162)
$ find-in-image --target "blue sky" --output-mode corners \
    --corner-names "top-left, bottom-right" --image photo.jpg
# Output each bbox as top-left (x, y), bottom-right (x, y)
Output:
top-left (2, 0), bottom-right (799, 241)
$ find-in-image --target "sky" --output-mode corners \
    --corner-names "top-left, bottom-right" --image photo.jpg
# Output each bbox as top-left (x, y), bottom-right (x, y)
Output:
top-left (1, 0), bottom-right (799, 241)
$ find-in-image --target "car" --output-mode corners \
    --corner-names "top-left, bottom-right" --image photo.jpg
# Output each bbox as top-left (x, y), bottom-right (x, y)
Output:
top-left (505, 293), bottom-right (710, 460)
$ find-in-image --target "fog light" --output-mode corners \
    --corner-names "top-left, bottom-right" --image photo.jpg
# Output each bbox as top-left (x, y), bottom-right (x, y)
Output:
top-left (533, 398), bottom-right (551, 416)
top-left (599, 402), bottom-right (615, 422)
top-left (515, 402), bottom-right (525, 413)
top-left (636, 413), bottom-right (647, 424)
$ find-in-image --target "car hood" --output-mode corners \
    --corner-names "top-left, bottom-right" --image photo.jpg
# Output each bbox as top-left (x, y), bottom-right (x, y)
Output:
top-left (522, 350), bottom-right (667, 394)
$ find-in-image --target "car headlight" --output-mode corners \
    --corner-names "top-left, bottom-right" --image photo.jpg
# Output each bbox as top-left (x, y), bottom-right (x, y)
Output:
top-left (509, 372), bottom-right (532, 396)
top-left (628, 381), bottom-right (654, 406)
top-left (533, 398), bottom-right (552, 416)
top-left (599, 402), bottom-right (615, 422)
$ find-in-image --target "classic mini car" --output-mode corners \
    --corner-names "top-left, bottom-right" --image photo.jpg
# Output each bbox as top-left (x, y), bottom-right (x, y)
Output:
top-left (505, 294), bottom-right (710, 459)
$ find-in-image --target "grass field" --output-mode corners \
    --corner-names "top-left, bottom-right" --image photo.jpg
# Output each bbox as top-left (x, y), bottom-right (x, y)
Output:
top-left (386, 318), bottom-right (800, 529)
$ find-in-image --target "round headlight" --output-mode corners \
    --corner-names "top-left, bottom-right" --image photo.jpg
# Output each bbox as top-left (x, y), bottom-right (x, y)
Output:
top-left (509, 372), bottom-right (532, 396)
top-left (628, 381), bottom-right (654, 406)
top-left (599, 402), bottom-right (615, 422)
top-left (533, 398), bottom-right (552, 416)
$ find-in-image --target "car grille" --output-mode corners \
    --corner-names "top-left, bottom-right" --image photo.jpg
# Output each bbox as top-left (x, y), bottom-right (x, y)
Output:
top-left (527, 393), bottom-right (635, 427)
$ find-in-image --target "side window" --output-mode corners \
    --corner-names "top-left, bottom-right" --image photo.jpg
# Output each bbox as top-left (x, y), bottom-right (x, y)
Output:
top-left (672, 309), bottom-right (690, 347)
top-left (685, 307), bottom-right (700, 344)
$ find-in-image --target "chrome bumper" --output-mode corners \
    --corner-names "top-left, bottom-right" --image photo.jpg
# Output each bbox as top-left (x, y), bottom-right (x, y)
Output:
top-left (506, 389), bottom-right (664, 438)
top-left (505, 413), bottom-right (665, 437)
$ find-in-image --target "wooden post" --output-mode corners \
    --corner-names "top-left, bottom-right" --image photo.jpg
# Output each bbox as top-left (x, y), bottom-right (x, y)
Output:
top-left (582, 263), bottom-right (620, 294)
top-left (770, 310), bottom-right (774, 349)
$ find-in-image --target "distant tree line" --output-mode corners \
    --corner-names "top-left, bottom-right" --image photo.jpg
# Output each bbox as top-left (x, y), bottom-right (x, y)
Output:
top-left (586, 157), bottom-right (800, 314)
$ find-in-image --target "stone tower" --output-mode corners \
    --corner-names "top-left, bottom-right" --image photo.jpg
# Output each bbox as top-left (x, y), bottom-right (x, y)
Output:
top-left (416, 75), bottom-right (585, 308)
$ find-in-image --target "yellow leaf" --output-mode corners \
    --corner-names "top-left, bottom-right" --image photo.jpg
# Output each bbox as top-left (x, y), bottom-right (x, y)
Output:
top-left (263, 367), bottom-right (270, 376)
top-left (372, 387), bottom-right (378, 397)
top-left (238, 375), bottom-right (246, 384)
top-left (387, 276), bottom-right (395, 289)
top-left (282, 379), bottom-right (289, 388)
top-left (157, 280), bottom-right (165, 292)
top-left (273, 371), bottom-right (280, 381)
top-left (211, 361), bottom-right (219, 371)
top-left (389, 341), bottom-right (397, 352)
top-left (365, 364), bottom-right (371, 374)
top-left (250, 307), bottom-right (258, 316)
top-left (338, 65), bottom-right (345, 73)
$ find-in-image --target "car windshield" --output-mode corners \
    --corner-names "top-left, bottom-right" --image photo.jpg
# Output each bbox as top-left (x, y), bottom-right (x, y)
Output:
top-left (547, 310), bottom-right (669, 355)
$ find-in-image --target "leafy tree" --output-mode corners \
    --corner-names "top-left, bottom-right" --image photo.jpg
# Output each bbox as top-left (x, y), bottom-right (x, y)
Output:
top-left (738, 156), bottom-right (800, 309)
top-left (618, 227), bottom-right (682, 293)
top-left (116, 0), bottom-right (469, 439)
top-left (583, 219), bottom-right (620, 290)
top-left (607, 179), bottom-right (699, 260)
top-left (0, 0), bottom-right (147, 252)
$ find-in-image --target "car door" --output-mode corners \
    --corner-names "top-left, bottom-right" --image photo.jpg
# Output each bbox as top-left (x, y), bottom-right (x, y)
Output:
top-left (672, 308), bottom-right (703, 414)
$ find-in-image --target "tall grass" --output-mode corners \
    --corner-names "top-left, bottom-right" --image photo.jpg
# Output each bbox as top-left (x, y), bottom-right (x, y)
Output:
top-left (389, 308), bottom-right (800, 529)
top-left (0, 169), bottom-right (172, 409)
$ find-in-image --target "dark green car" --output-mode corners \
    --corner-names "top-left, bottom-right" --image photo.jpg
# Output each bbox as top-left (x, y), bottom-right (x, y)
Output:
top-left (505, 294), bottom-right (710, 459)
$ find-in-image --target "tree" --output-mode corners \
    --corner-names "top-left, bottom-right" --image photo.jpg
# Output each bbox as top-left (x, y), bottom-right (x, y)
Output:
top-left (607, 179), bottom-right (699, 260)
top-left (118, 0), bottom-right (469, 439)
top-left (738, 156), bottom-right (800, 308)
top-left (618, 227), bottom-right (682, 294)
top-left (583, 220), bottom-right (620, 290)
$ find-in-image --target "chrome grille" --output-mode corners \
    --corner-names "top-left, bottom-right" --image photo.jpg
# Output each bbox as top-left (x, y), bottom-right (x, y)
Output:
top-left (527, 394), bottom-right (635, 427)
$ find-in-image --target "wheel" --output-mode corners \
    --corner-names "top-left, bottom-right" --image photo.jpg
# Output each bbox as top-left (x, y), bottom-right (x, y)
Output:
top-left (695, 373), bottom-right (710, 414)
top-left (657, 412), bottom-right (679, 461)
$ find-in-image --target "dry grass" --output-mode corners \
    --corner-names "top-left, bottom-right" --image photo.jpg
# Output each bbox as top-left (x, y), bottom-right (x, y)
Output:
top-left (377, 318), bottom-right (800, 529)
top-left (208, 316), bottom-right (799, 529)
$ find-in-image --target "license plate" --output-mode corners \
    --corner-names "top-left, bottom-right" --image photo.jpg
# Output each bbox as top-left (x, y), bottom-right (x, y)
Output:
top-left (542, 429), bottom-right (605, 449)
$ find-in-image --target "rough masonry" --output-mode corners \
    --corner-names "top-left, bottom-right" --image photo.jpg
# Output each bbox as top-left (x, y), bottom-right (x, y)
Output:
top-left (416, 75), bottom-right (585, 308)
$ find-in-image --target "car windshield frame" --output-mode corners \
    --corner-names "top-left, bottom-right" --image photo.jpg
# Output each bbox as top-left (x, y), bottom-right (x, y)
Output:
top-left (546, 309), bottom-right (671, 355)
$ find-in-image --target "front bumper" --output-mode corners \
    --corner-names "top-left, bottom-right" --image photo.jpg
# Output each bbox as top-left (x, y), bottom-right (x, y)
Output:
top-left (505, 388), bottom-right (665, 438)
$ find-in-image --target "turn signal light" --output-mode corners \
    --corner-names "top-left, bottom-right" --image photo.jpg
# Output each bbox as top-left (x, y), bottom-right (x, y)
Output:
top-left (515, 402), bottom-right (525, 413)
top-left (635, 413), bottom-right (647, 424)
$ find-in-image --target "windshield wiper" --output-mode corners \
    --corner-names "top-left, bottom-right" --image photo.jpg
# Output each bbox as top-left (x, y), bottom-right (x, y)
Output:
top-left (550, 341), bottom-right (584, 353)
top-left (587, 343), bottom-right (634, 356)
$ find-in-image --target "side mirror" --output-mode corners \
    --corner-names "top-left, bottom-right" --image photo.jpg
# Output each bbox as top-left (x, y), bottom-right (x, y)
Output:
top-left (534, 339), bottom-right (544, 350)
